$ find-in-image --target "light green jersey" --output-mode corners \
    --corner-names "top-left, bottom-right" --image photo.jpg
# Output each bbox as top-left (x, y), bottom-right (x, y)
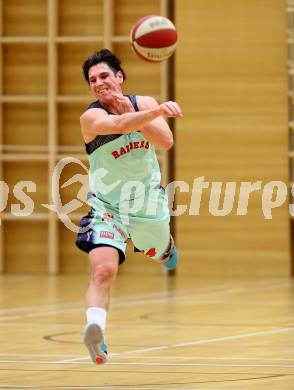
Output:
top-left (85, 95), bottom-right (162, 206)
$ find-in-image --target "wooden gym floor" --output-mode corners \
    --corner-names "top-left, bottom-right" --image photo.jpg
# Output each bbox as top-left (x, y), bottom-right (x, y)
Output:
top-left (0, 272), bottom-right (294, 389)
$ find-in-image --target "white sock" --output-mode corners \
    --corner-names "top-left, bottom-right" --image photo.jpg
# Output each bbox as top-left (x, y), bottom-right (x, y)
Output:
top-left (86, 307), bottom-right (107, 331)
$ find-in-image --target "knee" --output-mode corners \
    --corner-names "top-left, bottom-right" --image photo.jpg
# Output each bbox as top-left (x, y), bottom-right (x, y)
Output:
top-left (91, 261), bottom-right (118, 286)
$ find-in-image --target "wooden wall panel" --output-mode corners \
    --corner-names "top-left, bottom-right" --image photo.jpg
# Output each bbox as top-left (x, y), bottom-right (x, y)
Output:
top-left (4, 221), bottom-right (48, 273)
top-left (58, 103), bottom-right (86, 147)
top-left (175, 0), bottom-right (290, 276)
top-left (3, 162), bottom-right (48, 213)
top-left (0, 0), bottom-right (171, 274)
top-left (3, 103), bottom-right (48, 146)
top-left (3, 44), bottom-right (47, 95)
top-left (58, 0), bottom-right (103, 36)
top-left (3, 0), bottom-right (47, 36)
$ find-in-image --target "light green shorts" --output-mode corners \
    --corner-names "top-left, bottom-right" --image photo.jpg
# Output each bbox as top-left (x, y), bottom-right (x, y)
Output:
top-left (76, 189), bottom-right (171, 264)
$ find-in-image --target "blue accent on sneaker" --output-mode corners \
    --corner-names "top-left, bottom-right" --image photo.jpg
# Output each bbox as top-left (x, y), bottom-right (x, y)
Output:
top-left (163, 246), bottom-right (179, 270)
top-left (83, 323), bottom-right (108, 364)
top-left (101, 340), bottom-right (108, 355)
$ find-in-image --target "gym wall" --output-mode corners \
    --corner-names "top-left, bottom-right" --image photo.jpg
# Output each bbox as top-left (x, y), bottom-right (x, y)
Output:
top-left (175, 0), bottom-right (290, 276)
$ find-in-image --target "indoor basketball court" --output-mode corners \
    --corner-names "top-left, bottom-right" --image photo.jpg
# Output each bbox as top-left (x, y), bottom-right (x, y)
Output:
top-left (0, 274), bottom-right (294, 388)
top-left (0, 0), bottom-right (294, 389)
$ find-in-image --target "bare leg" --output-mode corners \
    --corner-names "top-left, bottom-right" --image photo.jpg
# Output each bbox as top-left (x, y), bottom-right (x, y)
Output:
top-left (86, 246), bottom-right (120, 309)
top-left (84, 246), bottom-right (120, 364)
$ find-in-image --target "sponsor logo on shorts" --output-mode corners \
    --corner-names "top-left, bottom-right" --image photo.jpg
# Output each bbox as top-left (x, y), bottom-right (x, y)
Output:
top-left (100, 231), bottom-right (114, 239)
top-left (102, 212), bottom-right (114, 222)
top-left (113, 224), bottom-right (127, 240)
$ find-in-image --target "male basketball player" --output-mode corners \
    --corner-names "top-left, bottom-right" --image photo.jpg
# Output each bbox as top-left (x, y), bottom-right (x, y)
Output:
top-left (76, 49), bottom-right (182, 364)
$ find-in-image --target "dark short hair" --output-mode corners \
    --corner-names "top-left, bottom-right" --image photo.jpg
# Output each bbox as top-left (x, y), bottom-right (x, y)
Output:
top-left (82, 49), bottom-right (126, 84)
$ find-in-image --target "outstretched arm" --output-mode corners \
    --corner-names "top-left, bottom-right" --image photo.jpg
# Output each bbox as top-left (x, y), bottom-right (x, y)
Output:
top-left (80, 92), bottom-right (182, 146)
top-left (81, 105), bottom-right (164, 142)
top-left (137, 96), bottom-right (181, 150)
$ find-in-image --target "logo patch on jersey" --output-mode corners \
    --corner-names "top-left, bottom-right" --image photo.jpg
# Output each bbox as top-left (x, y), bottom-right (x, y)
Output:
top-left (100, 231), bottom-right (114, 239)
top-left (112, 140), bottom-right (150, 160)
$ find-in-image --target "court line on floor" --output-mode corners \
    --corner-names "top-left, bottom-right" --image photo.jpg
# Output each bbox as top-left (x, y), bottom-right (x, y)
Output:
top-left (0, 386), bottom-right (222, 390)
top-left (58, 326), bottom-right (294, 363)
top-left (2, 353), bottom-right (294, 362)
top-left (0, 360), bottom-right (294, 369)
top-left (0, 353), bottom-right (86, 358)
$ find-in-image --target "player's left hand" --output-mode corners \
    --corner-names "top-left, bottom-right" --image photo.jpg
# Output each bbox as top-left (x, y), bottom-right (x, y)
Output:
top-left (109, 91), bottom-right (135, 114)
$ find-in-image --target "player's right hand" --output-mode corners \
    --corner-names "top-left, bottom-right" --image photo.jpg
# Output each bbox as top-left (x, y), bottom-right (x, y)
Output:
top-left (159, 101), bottom-right (183, 118)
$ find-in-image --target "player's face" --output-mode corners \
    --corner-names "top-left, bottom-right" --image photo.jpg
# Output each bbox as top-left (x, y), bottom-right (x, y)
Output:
top-left (88, 63), bottom-right (123, 102)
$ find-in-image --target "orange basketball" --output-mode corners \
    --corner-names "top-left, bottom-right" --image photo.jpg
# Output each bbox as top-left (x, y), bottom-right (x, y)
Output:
top-left (130, 15), bottom-right (178, 62)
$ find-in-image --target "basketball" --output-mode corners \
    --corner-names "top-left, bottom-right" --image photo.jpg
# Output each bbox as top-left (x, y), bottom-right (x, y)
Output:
top-left (130, 15), bottom-right (178, 62)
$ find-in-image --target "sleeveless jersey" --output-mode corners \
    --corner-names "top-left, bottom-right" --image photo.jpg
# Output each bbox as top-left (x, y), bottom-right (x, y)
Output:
top-left (85, 95), bottom-right (162, 205)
